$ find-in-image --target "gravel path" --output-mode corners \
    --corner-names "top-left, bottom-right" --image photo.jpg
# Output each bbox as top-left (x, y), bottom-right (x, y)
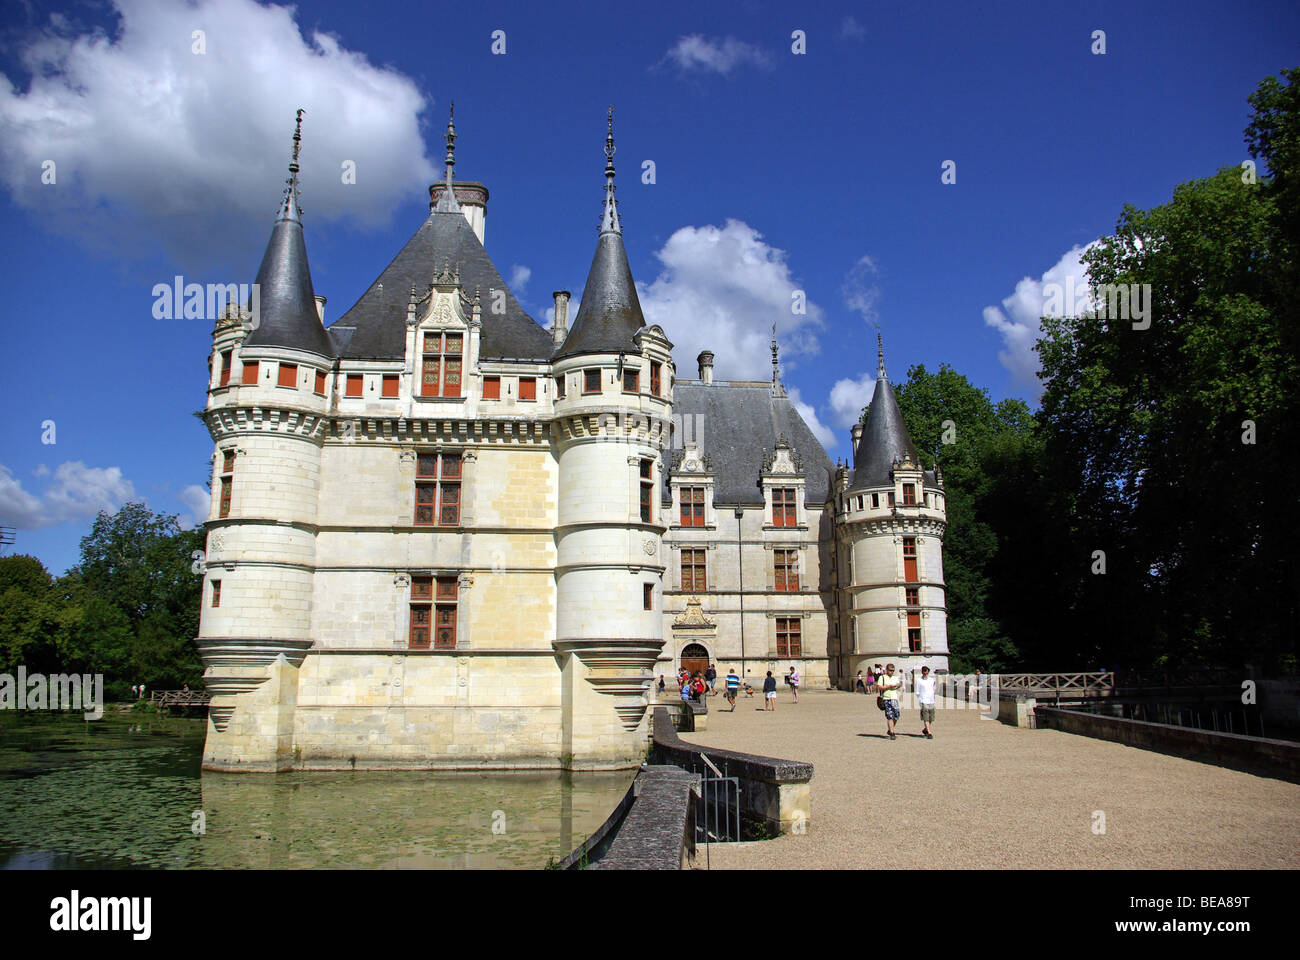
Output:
top-left (680, 689), bottom-right (1300, 869)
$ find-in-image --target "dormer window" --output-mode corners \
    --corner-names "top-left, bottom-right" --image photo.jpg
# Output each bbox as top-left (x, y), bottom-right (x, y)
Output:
top-left (773, 488), bottom-right (797, 527)
top-left (680, 487), bottom-right (705, 526)
top-left (421, 331), bottom-right (463, 397)
top-left (903, 483), bottom-right (916, 506)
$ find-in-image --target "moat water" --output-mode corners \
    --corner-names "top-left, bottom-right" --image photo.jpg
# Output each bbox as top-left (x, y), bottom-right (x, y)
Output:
top-left (0, 710), bottom-right (633, 869)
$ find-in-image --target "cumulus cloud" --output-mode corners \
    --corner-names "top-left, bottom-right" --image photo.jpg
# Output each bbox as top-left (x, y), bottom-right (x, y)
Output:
top-left (660, 35), bottom-right (771, 75)
top-left (0, 461), bottom-right (135, 529)
top-left (0, 0), bottom-right (437, 267)
top-left (787, 387), bottom-right (837, 449)
top-left (982, 244), bottom-right (1093, 397)
top-left (509, 264), bottom-right (532, 294)
top-left (177, 484), bottom-right (211, 530)
top-left (639, 219), bottom-right (822, 381)
top-left (829, 373), bottom-right (877, 428)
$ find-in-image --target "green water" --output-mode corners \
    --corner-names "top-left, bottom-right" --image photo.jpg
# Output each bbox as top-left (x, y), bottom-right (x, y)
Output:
top-left (0, 710), bottom-right (633, 869)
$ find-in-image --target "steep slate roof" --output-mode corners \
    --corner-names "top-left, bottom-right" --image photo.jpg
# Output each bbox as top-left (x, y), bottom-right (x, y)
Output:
top-left (851, 375), bottom-right (920, 489)
top-left (330, 209), bottom-right (552, 361)
top-left (242, 179), bottom-right (333, 358)
top-left (668, 382), bottom-right (835, 505)
top-left (554, 230), bottom-right (646, 359)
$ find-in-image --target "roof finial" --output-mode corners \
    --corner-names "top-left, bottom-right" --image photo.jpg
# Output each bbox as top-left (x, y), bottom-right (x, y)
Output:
top-left (877, 327), bottom-right (887, 381)
top-left (278, 108), bottom-right (305, 223)
top-left (600, 105), bottom-right (621, 235)
top-left (435, 101), bottom-right (461, 213)
top-left (771, 320), bottom-right (786, 397)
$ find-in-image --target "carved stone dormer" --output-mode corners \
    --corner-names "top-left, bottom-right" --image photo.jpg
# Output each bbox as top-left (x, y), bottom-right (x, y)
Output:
top-left (761, 435), bottom-right (807, 528)
top-left (669, 440), bottom-right (715, 528)
top-left (672, 595), bottom-right (717, 629)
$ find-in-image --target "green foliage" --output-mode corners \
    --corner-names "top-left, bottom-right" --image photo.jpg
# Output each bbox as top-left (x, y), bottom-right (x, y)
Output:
top-left (0, 502), bottom-right (204, 697)
top-left (1033, 68), bottom-right (1300, 672)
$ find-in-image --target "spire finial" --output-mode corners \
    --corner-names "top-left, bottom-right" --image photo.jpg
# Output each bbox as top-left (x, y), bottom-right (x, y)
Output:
top-left (877, 328), bottom-right (887, 380)
top-left (771, 320), bottom-right (786, 397)
top-left (434, 101), bottom-right (461, 213)
top-left (279, 108), bottom-right (305, 223)
top-left (600, 105), bottom-right (621, 235)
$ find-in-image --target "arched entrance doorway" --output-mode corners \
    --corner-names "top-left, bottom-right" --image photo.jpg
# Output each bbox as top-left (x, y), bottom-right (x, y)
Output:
top-left (680, 643), bottom-right (710, 679)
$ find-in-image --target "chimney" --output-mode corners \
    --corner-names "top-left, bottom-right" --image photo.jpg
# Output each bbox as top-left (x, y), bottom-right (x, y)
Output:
top-left (697, 350), bottom-right (714, 384)
top-left (850, 422), bottom-right (863, 455)
top-left (552, 290), bottom-right (571, 348)
top-left (429, 181), bottom-right (489, 244)
top-left (314, 296), bottom-right (327, 324)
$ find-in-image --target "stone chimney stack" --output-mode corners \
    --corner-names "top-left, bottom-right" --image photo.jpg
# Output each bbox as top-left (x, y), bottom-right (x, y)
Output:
top-left (697, 350), bottom-right (714, 384)
top-left (552, 290), bottom-right (571, 348)
top-left (314, 296), bottom-right (327, 324)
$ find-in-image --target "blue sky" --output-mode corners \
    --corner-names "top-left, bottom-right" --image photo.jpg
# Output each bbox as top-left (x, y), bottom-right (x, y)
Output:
top-left (0, 0), bottom-right (1294, 575)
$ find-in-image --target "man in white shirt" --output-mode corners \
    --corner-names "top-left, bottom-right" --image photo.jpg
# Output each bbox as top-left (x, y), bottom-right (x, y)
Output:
top-left (916, 665), bottom-right (937, 739)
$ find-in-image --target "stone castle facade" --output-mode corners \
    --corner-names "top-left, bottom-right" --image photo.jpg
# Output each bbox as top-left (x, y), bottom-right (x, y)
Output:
top-left (195, 110), bottom-right (949, 772)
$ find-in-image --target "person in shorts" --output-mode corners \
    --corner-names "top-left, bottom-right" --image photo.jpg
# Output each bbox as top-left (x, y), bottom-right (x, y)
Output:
top-left (763, 671), bottom-right (777, 711)
top-left (916, 665), bottom-right (937, 739)
top-left (724, 669), bottom-right (741, 710)
top-left (705, 663), bottom-right (717, 695)
top-left (788, 666), bottom-right (800, 703)
top-left (878, 662), bottom-right (902, 739)
top-left (855, 671), bottom-right (866, 694)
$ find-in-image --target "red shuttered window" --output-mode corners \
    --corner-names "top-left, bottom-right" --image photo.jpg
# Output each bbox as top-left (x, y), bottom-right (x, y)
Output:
top-left (650, 361), bottom-right (661, 396)
top-left (242, 361), bottom-right (259, 385)
top-left (773, 488), bottom-right (796, 527)
top-left (774, 549), bottom-right (799, 592)
top-left (345, 374), bottom-right (363, 397)
top-left (680, 487), bottom-right (705, 527)
top-left (314, 370), bottom-right (327, 395)
top-left (903, 537), bottom-right (918, 582)
top-left (219, 351), bottom-right (232, 386)
top-left (277, 363), bottom-right (297, 388)
top-left (421, 332), bottom-right (463, 397)
top-left (681, 549), bottom-right (707, 592)
top-left (482, 376), bottom-right (501, 399)
top-left (415, 452), bottom-right (462, 526)
top-left (382, 375), bottom-right (399, 398)
top-left (777, 618), bottom-right (801, 658)
top-left (519, 377), bottom-right (536, 401)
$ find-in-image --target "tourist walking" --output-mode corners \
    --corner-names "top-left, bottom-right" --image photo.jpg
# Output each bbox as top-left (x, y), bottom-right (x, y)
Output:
top-left (916, 665), bottom-right (936, 739)
top-left (763, 671), bottom-right (777, 711)
top-left (692, 673), bottom-right (706, 702)
top-left (855, 671), bottom-right (866, 694)
top-left (724, 669), bottom-right (741, 710)
top-left (788, 666), bottom-right (800, 702)
top-left (878, 663), bottom-right (902, 739)
top-left (705, 663), bottom-right (717, 696)
top-left (657, 675), bottom-right (665, 694)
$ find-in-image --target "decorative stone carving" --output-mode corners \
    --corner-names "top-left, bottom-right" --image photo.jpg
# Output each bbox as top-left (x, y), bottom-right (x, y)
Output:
top-left (672, 596), bottom-right (716, 628)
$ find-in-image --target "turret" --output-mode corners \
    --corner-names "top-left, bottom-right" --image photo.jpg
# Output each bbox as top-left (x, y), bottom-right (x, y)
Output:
top-left (836, 332), bottom-right (948, 683)
top-left (197, 110), bottom-right (328, 768)
top-left (552, 109), bottom-right (674, 763)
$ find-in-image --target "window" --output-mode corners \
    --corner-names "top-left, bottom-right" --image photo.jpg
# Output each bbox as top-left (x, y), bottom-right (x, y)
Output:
top-left (409, 576), bottom-right (458, 649)
top-left (277, 363), bottom-right (298, 388)
top-left (211, 580), bottom-right (221, 608)
top-left (639, 459), bottom-right (653, 523)
top-left (681, 548), bottom-right (707, 592)
top-left (219, 350), bottom-right (232, 386)
top-left (777, 617), bottom-right (802, 658)
top-left (345, 374), bottom-right (363, 397)
top-left (410, 576), bottom-right (432, 648)
top-left (415, 452), bottom-right (462, 526)
top-left (623, 368), bottom-right (639, 393)
top-left (905, 587), bottom-right (919, 607)
top-left (382, 375), bottom-right (399, 398)
top-left (420, 331), bottom-right (464, 397)
top-left (903, 483), bottom-right (916, 506)
top-left (555, 375), bottom-right (565, 399)
top-left (242, 361), bottom-right (259, 385)
top-left (773, 488), bottom-right (797, 527)
top-left (643, 583), bottom-right (654, 610)
top-left (482, 376), bottom-right (501, 399)
top-left (680, 487), bottom-right (705, 527)
top-left (871, 493), bottom-right (879, 509)
top-left (774, 549), bottom-right (799, 592)
top-left (314, 370), bottom-right (327, 395)
top-left (519, 377), bottom-right (537, 401)
top-left (435, 577), bottom-right (458, 648)
top-left (650, 361), bottom-right (661, 396)
top-left (908, 625), bottom-right (922, 653)
top-left (903, 537), bottom-right (918, 582)
top-left (888, 492), bottom-right (895, 507)
top-left (218, 449), bottom-right (234, 518)
top-left (583, 369), bottom-right (601, 394)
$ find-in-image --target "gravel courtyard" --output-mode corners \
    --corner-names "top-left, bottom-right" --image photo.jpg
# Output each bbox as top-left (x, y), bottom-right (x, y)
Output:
top-left (678, 689), bottom-right (1300, 869)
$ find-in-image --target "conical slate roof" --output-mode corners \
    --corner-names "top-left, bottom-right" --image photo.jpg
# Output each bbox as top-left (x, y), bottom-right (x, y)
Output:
top-left (331, 209), bottom-right (551, 360)
top-left (852, 374), bottom-right (920, 489)
top-left (555, 231), bottom-right (646, 359)
top-left (242, 208), bottom-right (333, 358)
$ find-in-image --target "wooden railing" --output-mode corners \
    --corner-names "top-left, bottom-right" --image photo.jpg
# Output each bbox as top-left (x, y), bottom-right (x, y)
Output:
top-left (149, 690), bottom-right (211, 708)
top-left (994, 673), bottom-right (1115, 698)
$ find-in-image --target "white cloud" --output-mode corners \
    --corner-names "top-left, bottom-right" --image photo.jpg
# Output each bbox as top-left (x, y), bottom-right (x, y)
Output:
top-left (661, 35), bottom-right (771, 75)
top-left (829, 373), bottom-right (877, 428)
top-left (177, 484), bottom-right (211, 530)
top-left (0, 0), bottom-right (437, 266)
top-left (787, 387), bottom-right (837, 449)
top-left (0, 461), bottom-right (135, 529)
top-left (639, 219), bottom-right (822, 381)
top-left (840, 16), bottom-right (866, 40)
top-left (509, 264), bottom-right (532, 294)
top-left (982, 244), bottom-right (1093, 396)
top-left (32, 464), bottom-right (50, 478)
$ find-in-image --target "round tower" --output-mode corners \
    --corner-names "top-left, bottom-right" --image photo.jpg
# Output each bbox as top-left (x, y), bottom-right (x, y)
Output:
top-left (552, 109), bottom-right (674, 766)
top-left (836, 333), bottom-right (949, 686)
top-left (197, 111), bottom-right (332, 770)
